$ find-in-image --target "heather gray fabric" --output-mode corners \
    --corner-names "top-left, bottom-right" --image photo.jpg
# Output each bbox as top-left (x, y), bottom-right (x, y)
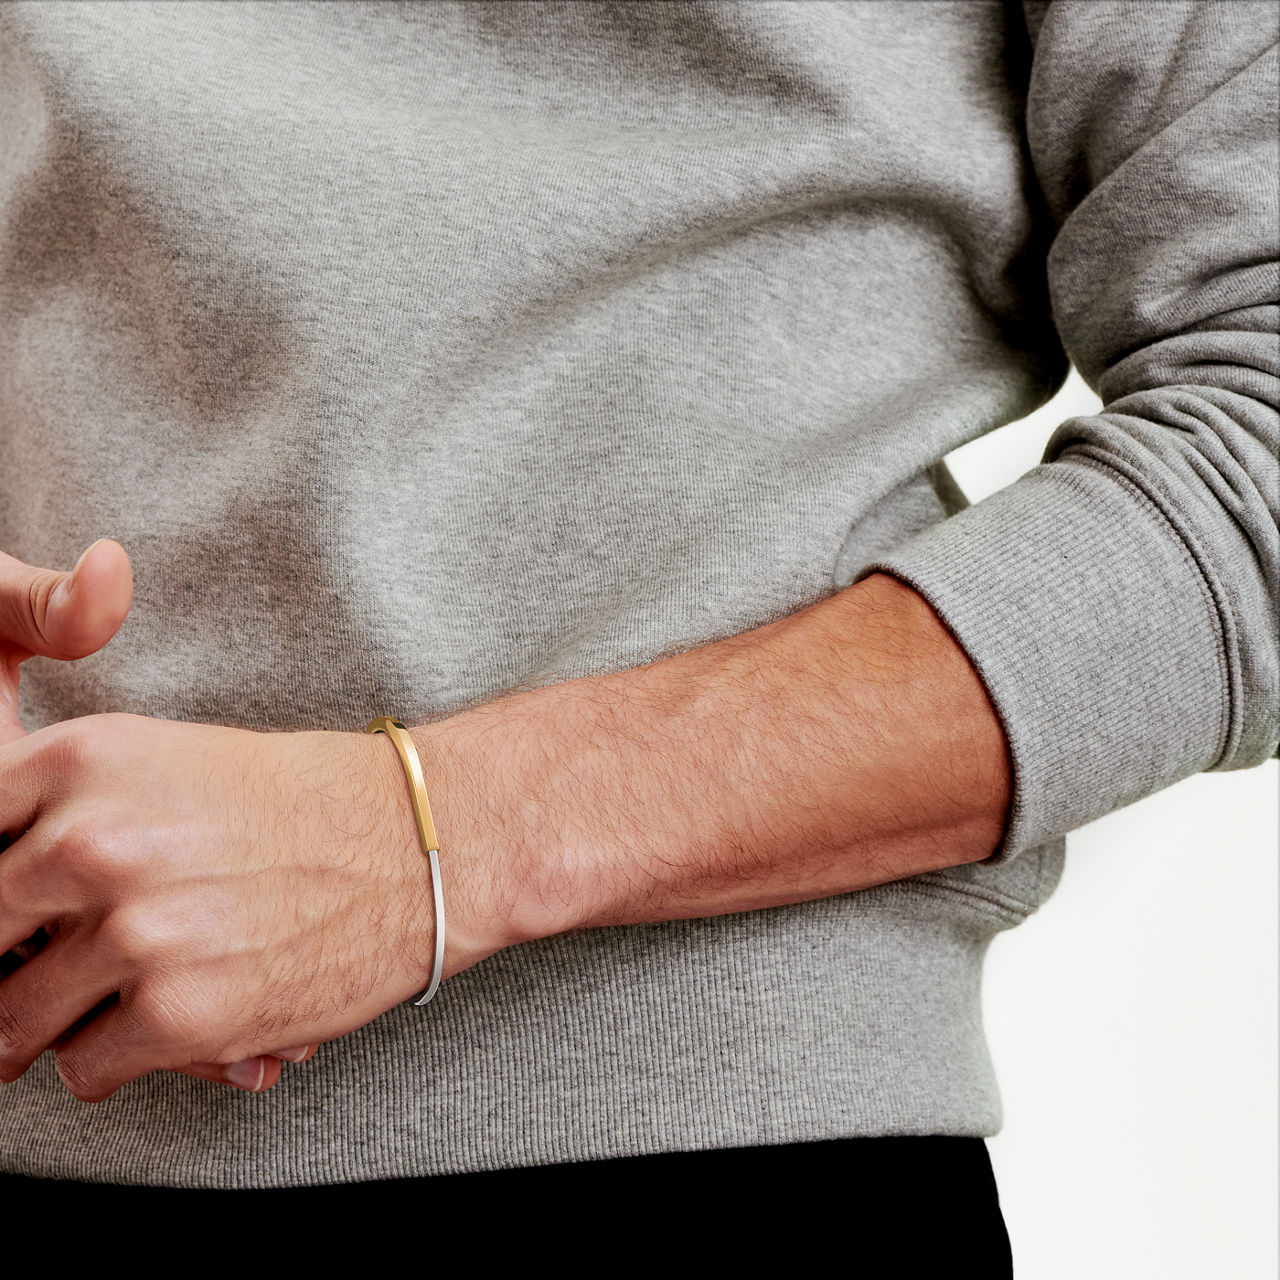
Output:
top-left (0, 1), bottom-right (1275, 1187)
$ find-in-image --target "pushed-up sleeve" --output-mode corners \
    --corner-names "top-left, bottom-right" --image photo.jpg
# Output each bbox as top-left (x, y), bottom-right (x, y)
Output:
top-left (853, 0), bottom-right (1279, 864)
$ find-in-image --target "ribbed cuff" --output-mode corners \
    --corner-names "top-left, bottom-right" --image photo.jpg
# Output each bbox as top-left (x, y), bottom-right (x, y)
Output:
top-left (852, 453), bottom-right (1231, 864)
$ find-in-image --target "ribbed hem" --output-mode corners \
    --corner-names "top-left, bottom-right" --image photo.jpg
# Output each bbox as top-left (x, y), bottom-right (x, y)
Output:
top-left (853, 451), bottom-right (1232, 864)
top-left (0, 879), bottom-right (1027, 1188)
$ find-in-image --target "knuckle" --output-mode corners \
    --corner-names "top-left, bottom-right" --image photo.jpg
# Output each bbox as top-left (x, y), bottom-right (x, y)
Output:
top-left (32, 720), bottom-right (95, 781)
top-left (24, 571), bottom-right (62, 649)
top-left (54, 818), bottom-right (135, 883)
top-left (0, 1000), bottom-right (37, 1079)
top-left (49, 818), bottom-right (98, 870)
top-left (34, 715), bottom-right (138, 783)
top-left (97, 905), bottom-right (174, 965)
top-left (54, 1051), bottom-right (111, 1103)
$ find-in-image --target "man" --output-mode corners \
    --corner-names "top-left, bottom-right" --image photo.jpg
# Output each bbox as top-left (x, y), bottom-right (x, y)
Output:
top-left (0, 0), bottom-right (1275, 1265)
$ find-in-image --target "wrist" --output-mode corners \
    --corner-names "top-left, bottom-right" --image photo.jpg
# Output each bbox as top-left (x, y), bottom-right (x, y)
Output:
top-left (406, 681), bottom-right (668, 948)
top-left (403, 705), bottom-right (565, 959)
top-left (835, 572), bottom-right (1013, 854)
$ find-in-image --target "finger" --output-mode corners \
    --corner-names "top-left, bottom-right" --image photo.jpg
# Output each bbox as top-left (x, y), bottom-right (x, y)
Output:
top-left (0, 894), bottom-right (57, 962)
top-left (0, 925), bottom-right (51, 978)
top-left (8, 926), bottom-right (52, 963)
top-left (0, 928), bottom-right (119, 1084)
top-left (0, 538), bottom-right (130, 745)
top-left (0, 826), bottom-right (66, 957)
top-left (270, 1044), bottom-right (319, 1063)
top-left (169, 1056), bottom-right (283, 1093)
top-left (51, 999), bottom-right (263, 1103)
top-left (0, 540), bottom-right (133, 664)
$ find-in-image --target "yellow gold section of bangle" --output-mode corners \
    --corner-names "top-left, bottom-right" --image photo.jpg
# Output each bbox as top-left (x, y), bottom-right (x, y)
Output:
top-left (365, 715), bottom-right (446, 1007)
top-left (365, 716), bottom-right (440, 853)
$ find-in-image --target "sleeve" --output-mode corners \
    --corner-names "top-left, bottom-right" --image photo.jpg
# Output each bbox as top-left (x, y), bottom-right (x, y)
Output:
top-left (851, 0), bottom-right (1279, 864)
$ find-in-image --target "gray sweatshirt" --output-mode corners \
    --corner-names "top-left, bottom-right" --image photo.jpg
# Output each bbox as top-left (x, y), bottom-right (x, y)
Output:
top-left (0, 0), bottom-right (1275, 1187)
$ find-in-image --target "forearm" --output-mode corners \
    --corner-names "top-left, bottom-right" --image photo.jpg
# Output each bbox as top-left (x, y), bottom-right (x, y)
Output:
top-left (0, 565), bottom-right (1011, 1098)
top-left (415, 571), bottom-right (1013, 958)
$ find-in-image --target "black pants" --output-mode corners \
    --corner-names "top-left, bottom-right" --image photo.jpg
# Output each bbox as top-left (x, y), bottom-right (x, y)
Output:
top-left (0, 1136), bottom-right (1012, 1272)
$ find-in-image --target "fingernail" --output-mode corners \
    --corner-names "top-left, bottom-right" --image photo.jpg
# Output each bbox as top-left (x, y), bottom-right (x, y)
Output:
top-left (274, 1046), bottom-right (311, 1063)
top-left (53, 541), bottom-right (107, 609)
top-left (225, 1059), bottom-right (266, 1091)
top-left (74, 535), bottom-right (108, 570)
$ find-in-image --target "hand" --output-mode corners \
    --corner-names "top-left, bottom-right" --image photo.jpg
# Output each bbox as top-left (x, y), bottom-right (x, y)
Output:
top-left (0, 541), bottom-right (324, 1094)
top-left (0, 710), bottom-right (502, 1102)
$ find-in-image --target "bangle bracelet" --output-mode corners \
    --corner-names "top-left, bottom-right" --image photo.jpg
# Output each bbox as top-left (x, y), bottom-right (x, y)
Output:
top-left (365, 716), bottom-right (446, 1007)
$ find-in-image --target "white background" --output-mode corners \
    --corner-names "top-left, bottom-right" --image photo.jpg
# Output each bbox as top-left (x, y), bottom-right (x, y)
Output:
top-left (946, 372), bottom-right (1279, 1280)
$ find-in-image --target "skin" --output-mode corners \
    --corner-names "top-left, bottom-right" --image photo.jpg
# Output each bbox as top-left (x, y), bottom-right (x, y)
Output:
top-left (0, 538), bottom-right (1012, 1103)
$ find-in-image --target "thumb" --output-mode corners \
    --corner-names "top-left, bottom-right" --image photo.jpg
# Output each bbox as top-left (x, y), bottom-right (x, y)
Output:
top-left (0, 539), bottom-right (133, 746)
top-left (0, 539), bottom-right (134, 662)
